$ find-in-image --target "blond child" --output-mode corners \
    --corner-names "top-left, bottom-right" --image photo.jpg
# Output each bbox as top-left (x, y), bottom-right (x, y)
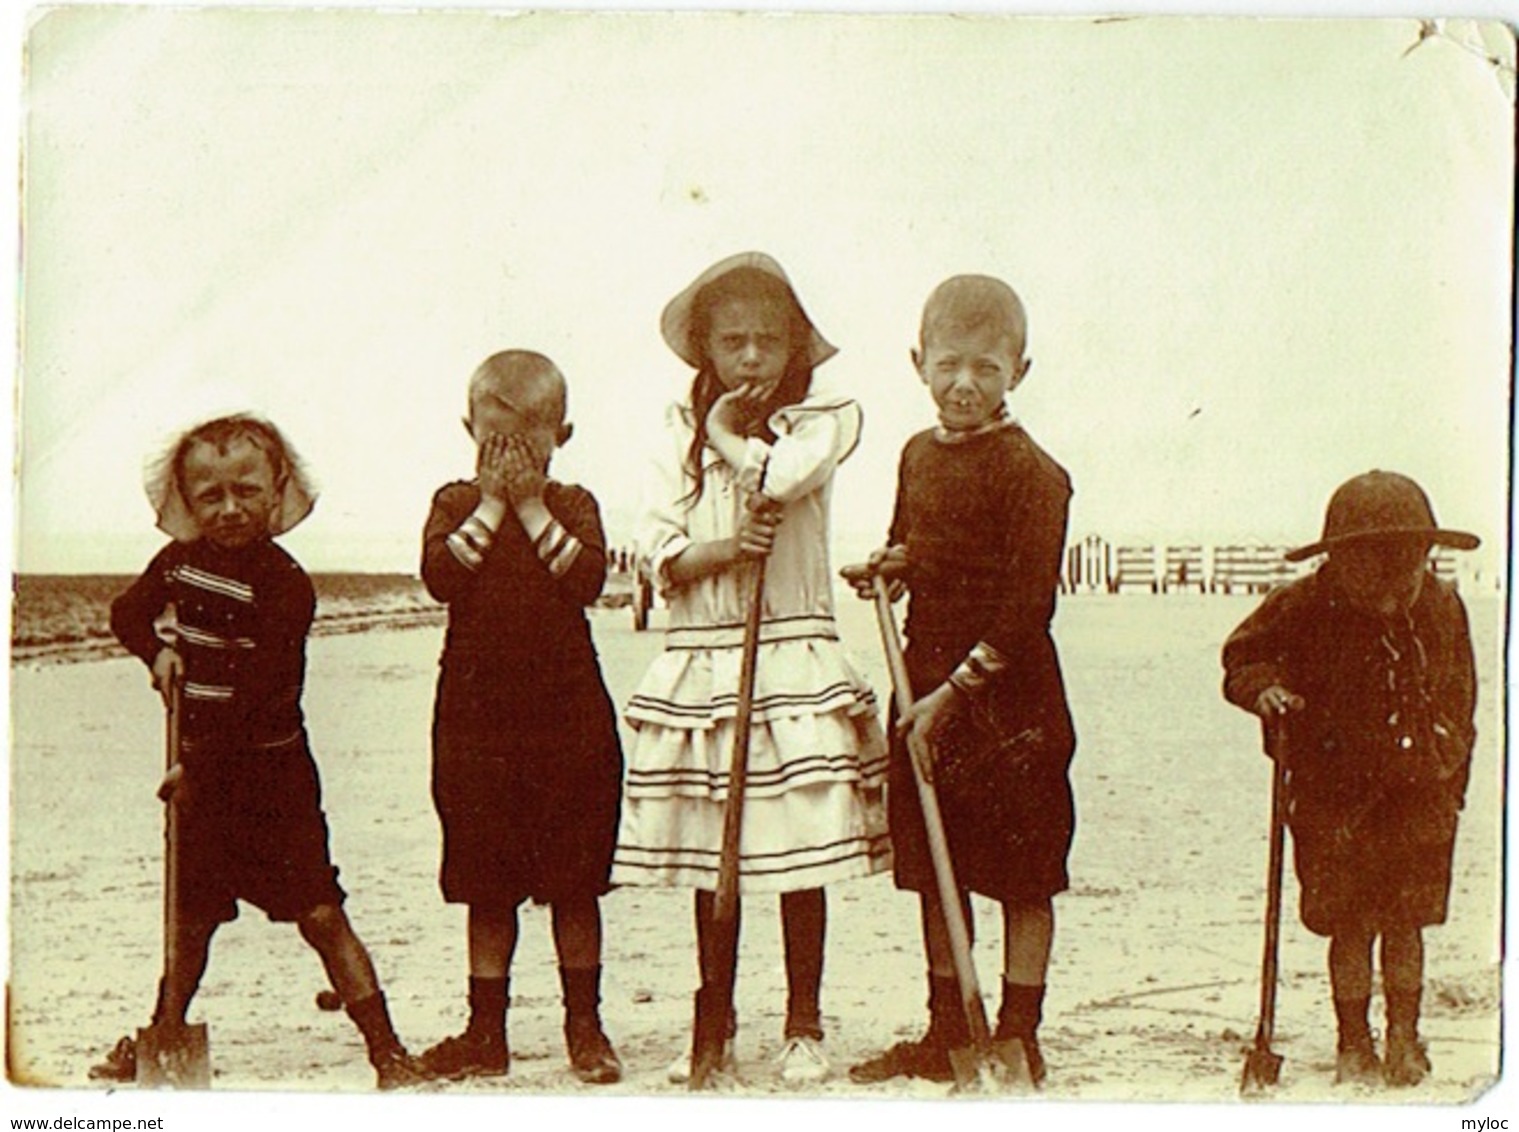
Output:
top-left (843, 276), bottom-right (1076, 1086)
top-left (94, 413), bottom-right (422, 1089)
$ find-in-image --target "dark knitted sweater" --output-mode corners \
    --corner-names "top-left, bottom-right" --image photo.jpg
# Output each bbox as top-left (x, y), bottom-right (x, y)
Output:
top-left (111, 538), bottom-right (313, 751)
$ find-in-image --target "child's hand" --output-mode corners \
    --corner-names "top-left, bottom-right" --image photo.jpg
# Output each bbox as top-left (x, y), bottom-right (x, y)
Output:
top-left (477, 434), bottom-right (512, 503)
top-left (151, 647), bottom-right (184, 706)
top-left (839, 561), bottom-right (873, 597)
top-left (501, 434), bottom-right (549, 505)
top-left (839, 545), bottom-right (908, 601)
top-left (708, 384), bottom-right (772, 440)
top-left (898, 683), bottom-right (960, 783)
top-left (157, 763), bottom-right (186, 804)
top-left (734, 494), bottom-right (782, 560)
top-left (1254, 684), bottom-right (1304, 718)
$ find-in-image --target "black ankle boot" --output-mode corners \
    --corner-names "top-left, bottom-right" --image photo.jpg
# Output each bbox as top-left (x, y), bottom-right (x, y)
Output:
top-left (346, 992), bottom-right (424, 1089)
top-left (561, 967), bottom-right (621, 1085)
top-left (848, 974), bottom-right (960, 1084)
top-left (1333, 996), bottom-right (1379, 1084)
top-left (995, 980), bottom-right (1047, 1086)
top-left (1384, 987), bottom-right (1429, 1087)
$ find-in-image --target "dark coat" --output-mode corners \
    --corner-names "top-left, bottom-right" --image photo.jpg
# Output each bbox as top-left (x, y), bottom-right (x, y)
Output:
top-left (1222, 569), bottom-right (1477, 935)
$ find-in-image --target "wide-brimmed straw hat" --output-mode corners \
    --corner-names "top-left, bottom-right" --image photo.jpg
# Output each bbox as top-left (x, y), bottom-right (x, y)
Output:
top-left (145, 413), bottom-right (318, 543)
top-left (660, 251), bottom-right (837, 370)
top-left (1284, 470), bottom-right (1479, 562)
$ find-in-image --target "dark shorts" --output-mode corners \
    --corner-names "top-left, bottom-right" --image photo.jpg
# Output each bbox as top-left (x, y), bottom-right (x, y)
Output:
top-left (889, 645), bottom-right (1076, 903)
top-left (888, 725), bottom-right (1075, 903)
top-left (433, 712), bottom-right (623, 908)
top-left (176, 733), bottom-right (346, 925)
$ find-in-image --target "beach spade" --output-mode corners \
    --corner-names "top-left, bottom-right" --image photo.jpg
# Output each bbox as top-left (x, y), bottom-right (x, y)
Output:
top-left (1240, 724), bottom-right (1289, 1095)
top-left (872, 579), bottom-right (1028, 1093)
top-left (136, 674), bottom-right (211, 1089)
top-left (689, 555), bottom-right (766, 1090)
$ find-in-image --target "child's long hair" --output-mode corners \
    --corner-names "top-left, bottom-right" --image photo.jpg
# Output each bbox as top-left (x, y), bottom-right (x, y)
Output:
top-left (681, 267), bottom-right (815, 506)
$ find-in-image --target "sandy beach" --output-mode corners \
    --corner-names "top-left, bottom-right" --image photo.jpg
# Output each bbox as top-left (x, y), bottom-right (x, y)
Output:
top-left (7, 591), bottom-right (1504, 1105)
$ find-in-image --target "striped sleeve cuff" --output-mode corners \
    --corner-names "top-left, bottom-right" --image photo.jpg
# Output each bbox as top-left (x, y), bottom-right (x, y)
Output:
top-left (446, 511), bottom-right (499, 571)
top-left (947, 641), bottom-right (1010, 697)
top-left (534, 518), bottom-right (584, 578)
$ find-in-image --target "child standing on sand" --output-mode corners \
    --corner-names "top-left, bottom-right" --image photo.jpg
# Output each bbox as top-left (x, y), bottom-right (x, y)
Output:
top-left (420, 351), bottom-right (624, 1085)
top-left (1222, 471), bottom-right (1479, 1087)
top-left (842, 275), bottom-right (1077, 1088)
top-left (613, 252), bottom-right (889, 1085)
top-left (94, 413), bottom-right (423, 1089)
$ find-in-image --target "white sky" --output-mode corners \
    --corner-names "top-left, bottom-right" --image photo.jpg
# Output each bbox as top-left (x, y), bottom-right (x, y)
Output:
top-left (14, 7), bottom-right (1516, 578)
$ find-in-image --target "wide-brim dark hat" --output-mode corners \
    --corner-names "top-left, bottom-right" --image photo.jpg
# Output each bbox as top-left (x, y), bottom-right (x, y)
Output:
top-left (660, 251), bottom-right (837, 370)
top-left (1284, 469), bottom-right (1480, 562)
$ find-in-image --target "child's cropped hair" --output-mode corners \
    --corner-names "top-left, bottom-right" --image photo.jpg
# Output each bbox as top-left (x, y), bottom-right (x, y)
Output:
top-left (920, 275), bottom-right (1029, 355)
top-left (468, 350), bottom-right (568, 429)
top-left (145, 412), bottom-right (317, 542)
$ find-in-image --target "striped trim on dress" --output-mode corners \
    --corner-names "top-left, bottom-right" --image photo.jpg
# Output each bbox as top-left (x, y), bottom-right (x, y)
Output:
top-left (664, 614), bottom-right (838, 651)
top-left (625, 750), bottom-right (890, 797)
top-left (627, 681), bottom-right (876, 723)
top-left (613, 832), bottom-right (891, 882)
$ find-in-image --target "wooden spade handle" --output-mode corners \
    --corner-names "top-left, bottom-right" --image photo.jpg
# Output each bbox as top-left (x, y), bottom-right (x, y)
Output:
top-left (714, 557), bottom-right (767, 922)
top-left (163, 674), bottom-right (184, 987)
top-left (872, 578), bottom-right (993, 1050)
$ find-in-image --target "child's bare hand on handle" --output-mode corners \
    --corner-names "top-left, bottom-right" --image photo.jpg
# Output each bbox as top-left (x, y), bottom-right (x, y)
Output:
top-left (662, 494), bottom-right (782, 585)
top-left (839, 545), bottom-right (908, 601)
top-left (1254, 684), bottom-right (1304, 718)
top-left (150, 647), bottom-right (186, 801)
top-left (150, 647), bottom-right (184, 707)
top-left (735, 494), bottom-right (781, 560)
top-left (898, 683), bottom-right (960, 783)
top-left (157, 763), bottom-right (185, 804)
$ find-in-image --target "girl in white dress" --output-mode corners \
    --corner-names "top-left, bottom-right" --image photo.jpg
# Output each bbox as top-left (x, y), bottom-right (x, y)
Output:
top-left (613, 252), bottom-right (889, 1083)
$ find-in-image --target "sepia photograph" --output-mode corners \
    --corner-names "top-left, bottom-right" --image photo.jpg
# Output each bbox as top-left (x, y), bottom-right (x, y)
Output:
top-left (5, 3), bottom-right (1514, 1130)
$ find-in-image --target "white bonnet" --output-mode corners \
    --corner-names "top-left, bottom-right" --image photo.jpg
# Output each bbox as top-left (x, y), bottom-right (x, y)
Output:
top-left (144, 412), bottom-right (318, 542)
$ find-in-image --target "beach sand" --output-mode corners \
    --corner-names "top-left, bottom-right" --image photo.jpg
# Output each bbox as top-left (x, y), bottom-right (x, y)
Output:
top-left (7, 592), bottom-right (1504, 1103)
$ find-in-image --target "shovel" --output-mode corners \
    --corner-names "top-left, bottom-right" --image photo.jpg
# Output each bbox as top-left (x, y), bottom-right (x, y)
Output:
top-left (136, 671), bottom-right (211, 1088)
top-left (689, 555), bottom-right (768, 1090)
top-left (871, 579), bottom-right (1025, 1091)
top-left (1240, 719), bottom-right (1289, 1094)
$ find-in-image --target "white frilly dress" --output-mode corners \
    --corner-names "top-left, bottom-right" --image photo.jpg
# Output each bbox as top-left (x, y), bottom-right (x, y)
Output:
top-left (612, 393), bottom-right (890, 893)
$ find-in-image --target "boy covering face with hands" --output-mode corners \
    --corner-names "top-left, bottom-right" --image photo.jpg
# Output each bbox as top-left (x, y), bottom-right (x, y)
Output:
top-left (420, 350), bottom-right (624, 1085)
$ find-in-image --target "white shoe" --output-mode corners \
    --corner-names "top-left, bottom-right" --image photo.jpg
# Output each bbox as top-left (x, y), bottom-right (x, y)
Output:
top-left (778, 1035), bottom-right (830, 1084)
top-left (667, 1038), bottom-right (736, 1085)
